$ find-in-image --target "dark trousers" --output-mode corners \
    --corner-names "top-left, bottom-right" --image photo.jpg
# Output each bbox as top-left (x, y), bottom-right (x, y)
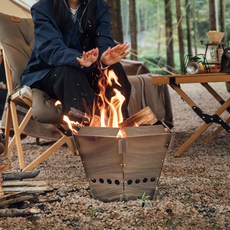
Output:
top-left (31, 62), bottom-right (131, 118)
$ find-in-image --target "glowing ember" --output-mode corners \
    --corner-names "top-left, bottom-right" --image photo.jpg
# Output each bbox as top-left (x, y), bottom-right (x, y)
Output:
top-left (55, 100), bottom-right (62, 107)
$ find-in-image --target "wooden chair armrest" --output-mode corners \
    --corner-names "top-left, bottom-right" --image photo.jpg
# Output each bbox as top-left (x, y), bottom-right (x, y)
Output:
top-left (10, 86), bottom-right (32, 107)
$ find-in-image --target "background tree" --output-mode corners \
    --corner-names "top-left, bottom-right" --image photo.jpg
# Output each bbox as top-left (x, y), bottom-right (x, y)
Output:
top-left (176, 0), bottom-right (184, 72)
top-left (129, 0), bottom-right (138, 60)
top-left (209, 0), bottom-right (217, 30)
top-left (185, 0), bottom-right (192, 55)
top-left (192, 0), bottom-right (198, 55)
top-left (117, 0), bottom-right (230, 73)
top-left (219, 0), bottom-right (226, 42)
top-left (107, 0), bottom-right (123, 43)
top-left (164, 0), bottom-right (175, 73)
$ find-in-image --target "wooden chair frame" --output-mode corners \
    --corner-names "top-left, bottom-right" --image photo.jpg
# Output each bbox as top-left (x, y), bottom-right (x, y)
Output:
top-left (1, 46), bottom-right (76, 172)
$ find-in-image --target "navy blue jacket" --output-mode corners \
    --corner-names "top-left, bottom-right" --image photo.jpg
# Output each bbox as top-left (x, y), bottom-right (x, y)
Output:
top-left (20, 0), bottom-right (116, 87)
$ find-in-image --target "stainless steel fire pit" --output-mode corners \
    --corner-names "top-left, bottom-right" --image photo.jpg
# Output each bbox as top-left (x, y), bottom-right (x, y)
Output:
top-left (75, 125), bottom-right (171, 202)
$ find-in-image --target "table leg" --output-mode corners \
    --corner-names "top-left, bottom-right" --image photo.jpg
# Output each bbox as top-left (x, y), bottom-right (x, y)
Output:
top-left (203, 116), bottom-right (230, 143)
top-left (171, 85), bottom-right (230, 157)
top-left (202, 83), bottom-right (230, 113)
top-left (201, 83), bottom-right (230, 142)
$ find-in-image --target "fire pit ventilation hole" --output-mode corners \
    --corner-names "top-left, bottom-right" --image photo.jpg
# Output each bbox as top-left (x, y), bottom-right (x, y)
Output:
top-left (115, 180), bottom-right (120, 185)
top-left (107, 179), bottom-right (112, 184)
top-left (90, 178), bottom-right (156, 185)
top-left (99, 178), bottom-right (104, 183)
top-left (131, 178), bottom-right (156, 185)
top-left (127, 180), bottom-right (132, 185)
top-left (91, 178), bottom-right (96, 183)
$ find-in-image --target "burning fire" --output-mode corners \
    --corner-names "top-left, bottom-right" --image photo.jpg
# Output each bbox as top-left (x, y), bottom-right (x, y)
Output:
top-left (62, 69), bottom-right (126, 135)
top-left (63, 115), bottom-right (80, 135)
top-left (96, 69), bottom-right (125, 128)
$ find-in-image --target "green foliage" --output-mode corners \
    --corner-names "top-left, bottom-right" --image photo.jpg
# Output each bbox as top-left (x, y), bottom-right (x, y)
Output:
top-left (182, 194), bottom-right (193, 204)
top-left (120, 0), bottom-right (230, 72)
top-left (87, 207), bottom-right (97, 217)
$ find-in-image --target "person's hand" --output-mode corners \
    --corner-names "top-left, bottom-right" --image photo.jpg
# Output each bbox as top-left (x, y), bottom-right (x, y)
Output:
top-left (100, 43), bottom-right (130, 67)
top-left (76, 48), bottom-right (99, 68)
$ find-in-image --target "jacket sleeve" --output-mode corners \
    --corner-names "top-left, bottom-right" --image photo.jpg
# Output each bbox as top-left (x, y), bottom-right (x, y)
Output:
top-left (94, 0), bottom-right (116, 56)
top-left (31, 6), bottom-right (82, 68)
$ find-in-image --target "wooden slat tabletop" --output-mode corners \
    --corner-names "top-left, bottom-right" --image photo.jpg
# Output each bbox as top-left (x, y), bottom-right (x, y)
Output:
top-left (152, 73), bottom-right (230, 84)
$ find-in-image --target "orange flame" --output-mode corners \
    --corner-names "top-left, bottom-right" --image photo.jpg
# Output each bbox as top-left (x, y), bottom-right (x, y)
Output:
top-left (63, 115), bottom-right (80, 135)
top-left (96, 69), bottom-right (125, 128)
top-left (62, 69), bottom-right (126, 136)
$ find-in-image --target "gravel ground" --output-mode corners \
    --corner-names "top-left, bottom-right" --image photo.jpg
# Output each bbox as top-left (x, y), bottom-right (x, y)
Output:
top-left (0, 82), bottom-right (229, 230)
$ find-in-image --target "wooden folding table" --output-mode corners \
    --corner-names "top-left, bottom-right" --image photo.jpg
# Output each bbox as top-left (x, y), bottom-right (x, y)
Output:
top-left (152, 73), bottom-right (230, 157)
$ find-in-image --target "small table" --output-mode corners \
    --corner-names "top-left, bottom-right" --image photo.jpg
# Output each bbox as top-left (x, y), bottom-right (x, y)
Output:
top-left (152, 73), bottom-right (230, 157)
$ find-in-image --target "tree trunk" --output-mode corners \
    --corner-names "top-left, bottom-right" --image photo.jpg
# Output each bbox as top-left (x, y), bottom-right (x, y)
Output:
top-left (164, 0), bottom-right (175, 73)
top-left (157, 2), bottom-right (162, 55)
top-left (219, 0), bottom-right (226, 42)
top-left (185, 0), bottom-right (192, 55)
top-left (107, 0), bottom-right (123, 43)
top-left (176, 0), bottom-right (184, 72)
top-left (129, 0), bottom-right (138, 60)
top-left (192, 0), bottom-right (197, 55)
top-left (209, 0), bottom-right (217, 30)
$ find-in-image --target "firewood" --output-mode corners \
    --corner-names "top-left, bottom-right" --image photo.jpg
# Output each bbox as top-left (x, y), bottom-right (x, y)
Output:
top-left (38, 195), bottom-right (61, 203)
top-left (0, 192), bottom-right (27, 203)
top-left (0, 194), bottom-right (34, 207)
top-left (69, 107), bottom-right (106, 127)
top-left (119, 106), bottom-right (158, 129)
top-left (89, 115), bottom-right (102, 127)
top-left (68, 107), bottom-right (91, 125)
top-left (2, 170), bottom-right (40, 181)
top-left (2, 180), bottom-right (53, 193)
top-left (2, 180), bottom-right (48, 187)
top-left (0, 208), bottom-right (40, 217)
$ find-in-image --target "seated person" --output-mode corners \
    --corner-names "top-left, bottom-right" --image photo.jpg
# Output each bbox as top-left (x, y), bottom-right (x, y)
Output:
top-left (20, 0), bottom-right (131, 121)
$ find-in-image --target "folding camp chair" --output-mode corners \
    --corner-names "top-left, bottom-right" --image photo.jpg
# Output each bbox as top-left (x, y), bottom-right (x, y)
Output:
top-left (0, 13), bottom-right (76, 172)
